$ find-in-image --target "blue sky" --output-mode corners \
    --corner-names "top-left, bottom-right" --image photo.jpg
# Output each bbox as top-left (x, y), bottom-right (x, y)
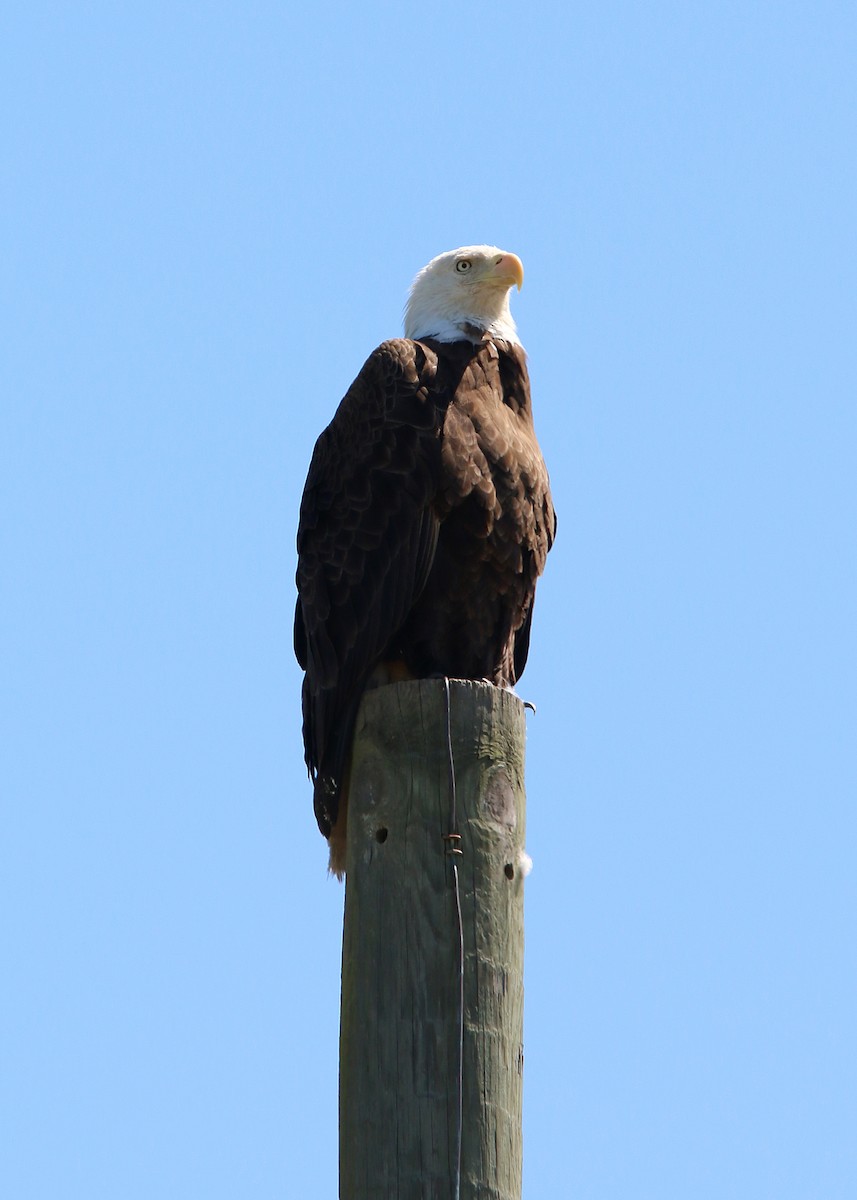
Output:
top-left (3, 2), bottom-right (855, 1196)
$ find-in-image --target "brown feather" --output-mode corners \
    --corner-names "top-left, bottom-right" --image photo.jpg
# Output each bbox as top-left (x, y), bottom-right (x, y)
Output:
top-left (295, 335), bottom-right (555, 873)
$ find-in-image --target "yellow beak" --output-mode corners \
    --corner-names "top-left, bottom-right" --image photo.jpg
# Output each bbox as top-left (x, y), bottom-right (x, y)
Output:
top-left (493, 251), bottom-right (524, 291)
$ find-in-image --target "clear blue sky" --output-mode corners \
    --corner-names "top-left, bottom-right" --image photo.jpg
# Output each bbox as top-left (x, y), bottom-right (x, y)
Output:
top-left (3, 2), bottom-right (855, 1196)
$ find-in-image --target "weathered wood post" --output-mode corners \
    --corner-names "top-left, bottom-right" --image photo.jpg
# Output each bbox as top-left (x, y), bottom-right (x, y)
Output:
top-left (339, 678), bottom-right (528, 1200)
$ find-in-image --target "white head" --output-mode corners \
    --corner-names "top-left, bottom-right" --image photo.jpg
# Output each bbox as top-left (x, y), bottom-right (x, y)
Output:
top-left (404, 245), bottom-right (524, 345)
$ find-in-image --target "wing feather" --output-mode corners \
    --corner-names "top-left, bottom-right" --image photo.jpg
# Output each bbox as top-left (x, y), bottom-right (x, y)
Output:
top-left (295, 340), bottom-right (444, 832)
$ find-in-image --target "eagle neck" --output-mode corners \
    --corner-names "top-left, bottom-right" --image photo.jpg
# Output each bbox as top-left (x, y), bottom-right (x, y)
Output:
top-left (419, 337), bottom-right (532, 420)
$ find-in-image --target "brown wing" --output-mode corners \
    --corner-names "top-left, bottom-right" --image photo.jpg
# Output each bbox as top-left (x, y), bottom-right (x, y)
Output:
top-left (295, 338), bottom-right (445, 836)
top-left (389, 338), bottom-right (557, 687)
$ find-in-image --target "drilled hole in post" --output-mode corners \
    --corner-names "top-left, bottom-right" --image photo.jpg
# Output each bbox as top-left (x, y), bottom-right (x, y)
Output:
top-left (504, 863), bottom-right (515, 880)
top-left (375, 827), bottom-right (388, 844)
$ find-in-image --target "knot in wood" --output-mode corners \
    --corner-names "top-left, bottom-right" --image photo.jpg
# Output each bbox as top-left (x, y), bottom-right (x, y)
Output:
top-left (482, 767), bottom-right (517, 827)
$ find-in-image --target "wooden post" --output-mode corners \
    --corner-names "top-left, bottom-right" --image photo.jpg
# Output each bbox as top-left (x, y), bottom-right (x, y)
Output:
top-left (339, 679), bottom-right (528, 1200)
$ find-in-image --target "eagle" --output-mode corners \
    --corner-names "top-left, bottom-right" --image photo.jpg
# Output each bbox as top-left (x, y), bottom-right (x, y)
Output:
top-left (294, 246), bottom-right (556, 876)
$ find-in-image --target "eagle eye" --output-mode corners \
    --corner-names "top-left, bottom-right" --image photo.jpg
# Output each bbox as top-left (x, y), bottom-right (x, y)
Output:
top-left (455, 259), bottom-right (472, 273)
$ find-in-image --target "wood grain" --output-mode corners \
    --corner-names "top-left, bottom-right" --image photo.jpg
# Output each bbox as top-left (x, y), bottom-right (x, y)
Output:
top-left (339, 679), bottom-right (527, 1200)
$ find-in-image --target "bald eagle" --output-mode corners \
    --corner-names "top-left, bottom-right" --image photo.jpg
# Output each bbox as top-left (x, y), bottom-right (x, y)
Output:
top-left (295, 246), bottom-right (556, 875)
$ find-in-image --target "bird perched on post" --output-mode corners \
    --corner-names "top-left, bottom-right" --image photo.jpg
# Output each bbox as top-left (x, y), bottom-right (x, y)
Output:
top-left (294, 246), bottom-right (556, 876)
